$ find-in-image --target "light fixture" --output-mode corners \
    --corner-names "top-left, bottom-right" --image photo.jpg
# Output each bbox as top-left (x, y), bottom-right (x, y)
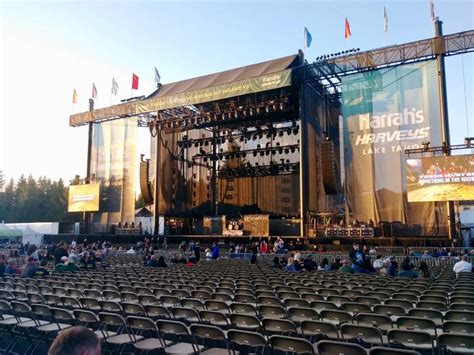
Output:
top-left (464, 137), bottom-right (474, 147)
top-left (421, 141), bottom-right (431, 151)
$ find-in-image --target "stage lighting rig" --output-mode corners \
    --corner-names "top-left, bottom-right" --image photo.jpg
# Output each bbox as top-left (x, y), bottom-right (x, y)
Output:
top-left (464, 137), bottom-right (474, 147)
top-left (421, 141), bottom-right (431, 151)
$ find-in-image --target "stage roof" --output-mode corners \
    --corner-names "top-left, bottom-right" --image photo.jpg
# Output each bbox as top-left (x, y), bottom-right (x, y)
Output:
top-left (70, 54), bottom-right (299, 127)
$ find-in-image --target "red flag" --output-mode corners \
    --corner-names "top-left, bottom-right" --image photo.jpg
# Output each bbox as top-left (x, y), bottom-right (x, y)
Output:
top-left (92, 83), bottom-right (97, 99)
top-left (132, 73), bottom-right (139, 90)
top-left (345, 17), bottom-right (352, 39)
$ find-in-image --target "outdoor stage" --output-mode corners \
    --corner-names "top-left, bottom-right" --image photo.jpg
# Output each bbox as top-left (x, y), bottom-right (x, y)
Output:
top-left (68, 25), bottom-right (474, 241)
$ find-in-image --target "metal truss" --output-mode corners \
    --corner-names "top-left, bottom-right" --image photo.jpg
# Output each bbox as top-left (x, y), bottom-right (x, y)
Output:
top-left (308, 29), bottom-right (474, 94)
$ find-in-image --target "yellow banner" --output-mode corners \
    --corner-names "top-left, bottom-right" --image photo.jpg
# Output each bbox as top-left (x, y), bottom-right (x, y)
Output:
top-left (69, 69), bottom-right (292, 126)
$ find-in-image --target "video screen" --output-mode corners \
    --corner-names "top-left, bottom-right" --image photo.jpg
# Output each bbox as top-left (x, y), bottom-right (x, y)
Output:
top-left (407, 154), bottom-right (474, 202)
top-left (68, 184), bottom-right (100, 212)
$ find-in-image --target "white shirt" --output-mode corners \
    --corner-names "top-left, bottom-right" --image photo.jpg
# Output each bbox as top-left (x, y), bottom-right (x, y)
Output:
top-left (373, 259), bottom-right (384, 269)
top-left (453, 260), bottom-right (472, 273)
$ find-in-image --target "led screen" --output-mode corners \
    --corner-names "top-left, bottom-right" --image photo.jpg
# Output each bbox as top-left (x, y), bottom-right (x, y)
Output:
top-left (68, 184), bottom-right (100, 212)
top-left (407, 154), bottom-right (474, 202)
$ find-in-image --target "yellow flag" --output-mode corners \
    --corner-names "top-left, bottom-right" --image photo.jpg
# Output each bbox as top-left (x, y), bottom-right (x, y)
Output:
top-left (72, 89), bottom-right (77, 104)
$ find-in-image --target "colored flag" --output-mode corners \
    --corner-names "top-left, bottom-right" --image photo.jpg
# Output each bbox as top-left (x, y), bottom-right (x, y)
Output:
top-left (304, 27), bottom-right (312, 48)
top-left (345, 17), bottom-right (352, 39)
top-left (132, 73), bottom-right (139, 90)
top-left (384, 6), bottom-right (388, 32)
top-left (430, 0), bottom-right (436, 22)
top-left (154, 67), bottom-right (161, 85)
top-left (72, 89), bottom-right (77, 104)
top-left (111, 78), bottom-right (119, 95)
top-left (92, 83), bottom-right (97, 99)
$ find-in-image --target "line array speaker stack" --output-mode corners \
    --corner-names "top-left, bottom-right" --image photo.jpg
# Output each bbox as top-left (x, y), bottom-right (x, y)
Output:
top-left (140, 160), bottom-right (154, 205)
top-left (320, 141), bottom-right (340, 195)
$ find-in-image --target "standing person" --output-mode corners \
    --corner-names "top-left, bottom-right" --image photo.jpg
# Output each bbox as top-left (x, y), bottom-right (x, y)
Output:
top-left (54, 242), bottom-right (68, 265)
top-left (349, 243), bottom-right (367, 273)
top-left (211, 241), bottom-right (220, 260)
top-left (193, 241), bottom-right (201, 262)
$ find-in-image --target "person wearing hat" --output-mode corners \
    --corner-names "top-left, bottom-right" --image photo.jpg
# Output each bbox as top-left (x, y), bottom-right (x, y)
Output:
top-left (21, 256), bottom-right (39, 278)
top-left (339, 259), bottom-right (354, 273)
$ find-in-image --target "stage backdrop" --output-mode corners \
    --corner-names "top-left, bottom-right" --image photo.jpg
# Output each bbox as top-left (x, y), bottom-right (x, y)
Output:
top-left (342, 60), bottom-right (445, 234)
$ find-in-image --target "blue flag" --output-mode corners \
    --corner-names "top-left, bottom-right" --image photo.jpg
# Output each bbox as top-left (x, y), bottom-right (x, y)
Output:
top-left (304, 27), bottom-right (312, 48)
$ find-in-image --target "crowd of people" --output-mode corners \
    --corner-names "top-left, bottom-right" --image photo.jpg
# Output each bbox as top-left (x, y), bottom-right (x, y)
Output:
top-left (270, 242), bottom-right (474, 279)
top-left (0, 239), bottom-right (113, 278)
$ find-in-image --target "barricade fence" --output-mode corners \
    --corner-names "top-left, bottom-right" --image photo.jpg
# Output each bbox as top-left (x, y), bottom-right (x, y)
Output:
top-left (224, 252), bottom-right (472, 267)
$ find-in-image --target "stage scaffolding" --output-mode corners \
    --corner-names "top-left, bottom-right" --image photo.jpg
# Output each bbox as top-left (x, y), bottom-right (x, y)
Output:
top-left (69, 26), bottom-right (474, 237)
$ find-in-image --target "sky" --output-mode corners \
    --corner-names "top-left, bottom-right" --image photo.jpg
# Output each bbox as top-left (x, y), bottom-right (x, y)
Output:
top-left (1, 0), bottom-right (473, 185)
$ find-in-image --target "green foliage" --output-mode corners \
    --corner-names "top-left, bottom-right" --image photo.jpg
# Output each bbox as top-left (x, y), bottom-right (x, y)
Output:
top-left (0, 174), bottom-right (81, 223)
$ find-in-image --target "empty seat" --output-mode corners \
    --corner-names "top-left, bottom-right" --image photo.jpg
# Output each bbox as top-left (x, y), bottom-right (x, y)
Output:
top-left (316, 340), bottom-right (367, 355)
top-left (269, 335), bottom-right (315, 354)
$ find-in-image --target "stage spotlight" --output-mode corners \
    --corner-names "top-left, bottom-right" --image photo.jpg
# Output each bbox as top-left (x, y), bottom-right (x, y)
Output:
top-left (293, 127), bottom-right (299, 135)
top-left (421, 141), bottom-right (431, 151)
top-left (278, 130), bottom-right (284, 137)
top-left (464, 137), bottom-right (474, 147)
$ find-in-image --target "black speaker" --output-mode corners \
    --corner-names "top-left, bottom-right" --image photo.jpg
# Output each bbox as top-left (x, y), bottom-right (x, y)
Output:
top-left (140, 160), bottom-right (154, 205)
top-left (320, 141), bottom-right (340, 194)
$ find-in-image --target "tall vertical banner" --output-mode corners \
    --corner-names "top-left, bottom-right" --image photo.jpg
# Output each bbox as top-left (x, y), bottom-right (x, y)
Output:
top-left (342, 60), bottom-right (443, 233)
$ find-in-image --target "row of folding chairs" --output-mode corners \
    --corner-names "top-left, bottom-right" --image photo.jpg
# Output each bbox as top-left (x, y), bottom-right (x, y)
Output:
top-left (3, 301), bottom-right (473, 354)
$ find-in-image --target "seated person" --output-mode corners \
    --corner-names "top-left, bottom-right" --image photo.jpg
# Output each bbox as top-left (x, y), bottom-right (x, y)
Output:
top-left (303, 256), bottom-right (317, 271)
top-left (147, 255), bottom-right (158, 267)
top-left (418, 261), bottom-right (432, 279)
top-left (55, 257), bottom-right (80, 272)
top-left (35, 259), bottom-right (50, 276)
top-left (21, 257), bottom-right (39, 278)
top-left (285, 257), bottom-right (298, 272)
top-left (339, 259), bottom-right (354, 273)
top-left (398, 257), bottom-right (418, 278)
top-left (157, 256), bottom-right (168, 268)
top-left (330, 257), bottom-right (342, 271)
top-left (453, 255), bottom-right (472, 276)
top-left (5, 259), bottom-right (20, 275)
